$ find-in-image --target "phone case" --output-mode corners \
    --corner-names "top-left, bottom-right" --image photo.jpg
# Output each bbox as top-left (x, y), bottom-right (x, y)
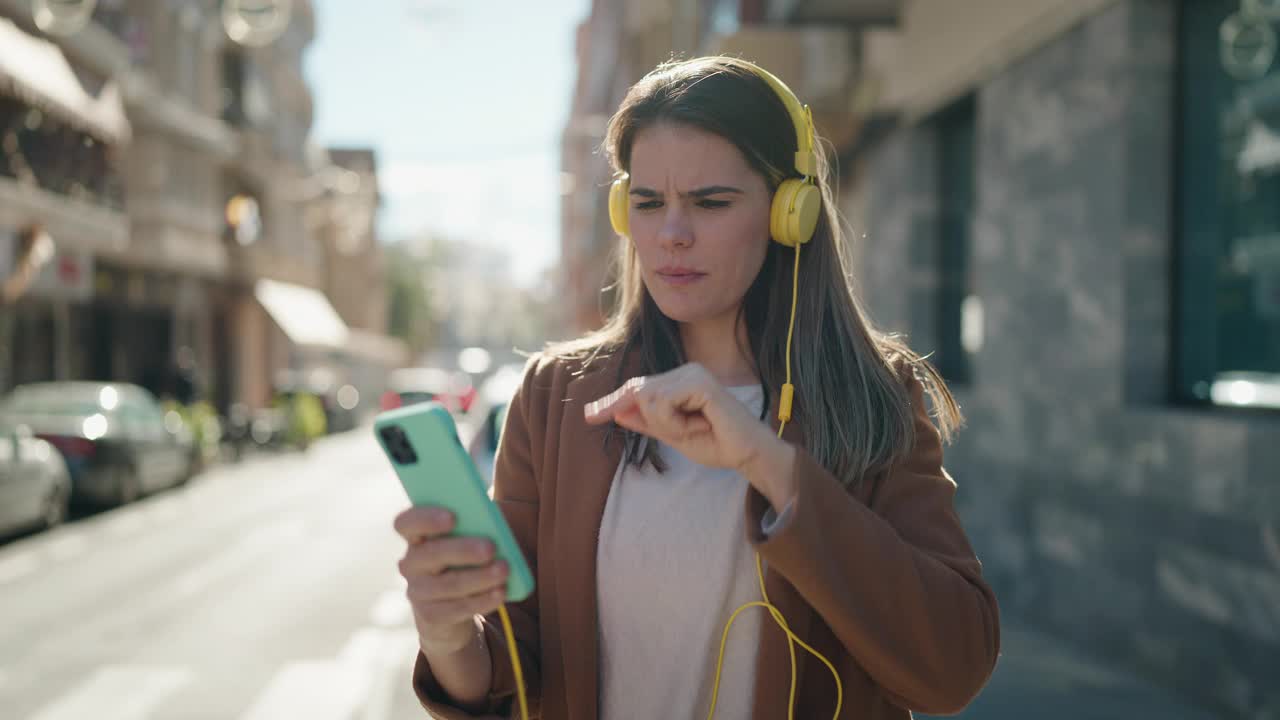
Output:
top-left (373, 402), bottom-right (534, 602)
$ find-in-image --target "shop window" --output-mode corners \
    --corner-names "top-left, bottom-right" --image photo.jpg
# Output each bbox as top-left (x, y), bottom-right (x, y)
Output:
top-left (932, 94), bottom-right (977, 385)
top-left (1178, 0), bottom-right (1280, 409)
top-left (221, 49), bottom-right (247, 126)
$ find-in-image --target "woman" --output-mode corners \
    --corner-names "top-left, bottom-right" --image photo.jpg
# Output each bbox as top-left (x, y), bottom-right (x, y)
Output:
top-left (394, 56), bottom-right (1000, 719)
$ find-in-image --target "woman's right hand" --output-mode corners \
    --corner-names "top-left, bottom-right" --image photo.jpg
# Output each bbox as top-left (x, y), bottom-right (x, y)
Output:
top-left (394, 506), bottom-right (511, 657)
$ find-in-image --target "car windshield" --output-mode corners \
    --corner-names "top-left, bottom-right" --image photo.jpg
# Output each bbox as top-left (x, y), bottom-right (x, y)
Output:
top-left (4, 385), bottom-right (115, 418)
top-left (398, 391), bottom-right (437, 406)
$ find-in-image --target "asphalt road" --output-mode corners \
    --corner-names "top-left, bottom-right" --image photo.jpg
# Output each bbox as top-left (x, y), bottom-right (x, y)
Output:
top-left (0, 430), bottom-right (427, 720)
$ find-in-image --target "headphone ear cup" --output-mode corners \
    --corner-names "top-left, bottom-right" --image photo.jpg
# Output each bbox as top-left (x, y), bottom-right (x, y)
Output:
top-left (770, 179), bottom-right (821, 247)
top-left (609, 177), bottom-right (631, 238)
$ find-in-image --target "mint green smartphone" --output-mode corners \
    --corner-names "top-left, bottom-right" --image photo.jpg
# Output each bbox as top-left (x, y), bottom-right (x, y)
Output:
top-left (374, 402), bottom-right (534, 602)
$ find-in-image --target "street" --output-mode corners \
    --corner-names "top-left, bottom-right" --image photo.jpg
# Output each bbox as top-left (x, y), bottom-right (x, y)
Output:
top-left (1, 425), bottom-right (1224, 720)
top-left (0, 429), bottom-right (427, 720)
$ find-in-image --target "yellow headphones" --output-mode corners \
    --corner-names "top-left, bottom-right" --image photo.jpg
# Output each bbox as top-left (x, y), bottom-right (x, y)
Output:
top-left (607, 60), bottom-right (822, 249)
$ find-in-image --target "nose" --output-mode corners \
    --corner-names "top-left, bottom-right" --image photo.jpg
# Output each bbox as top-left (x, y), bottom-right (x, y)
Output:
top-left (657, 202), bottom-right (693, 250)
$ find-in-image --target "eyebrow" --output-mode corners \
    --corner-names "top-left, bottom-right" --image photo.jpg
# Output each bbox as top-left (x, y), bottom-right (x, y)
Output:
top-left (629, 185), bottom-right (744, 198)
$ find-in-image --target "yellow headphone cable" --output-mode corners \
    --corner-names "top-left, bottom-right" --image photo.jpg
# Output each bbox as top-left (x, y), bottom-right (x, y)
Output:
top-left (705, 240), bottom-right (844, 720)
top-left (496, 605), bottom-right (530, 720)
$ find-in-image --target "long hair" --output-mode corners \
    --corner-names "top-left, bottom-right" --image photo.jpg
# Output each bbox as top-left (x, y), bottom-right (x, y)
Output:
top-left (548, 56), bottom-right (963, 489)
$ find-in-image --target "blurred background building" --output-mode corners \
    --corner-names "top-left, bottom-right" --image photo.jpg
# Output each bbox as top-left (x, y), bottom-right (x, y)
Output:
top-left (563, 0), bottom-right (1280, 717)
top-left (0, 0), bottom-right (406, 420)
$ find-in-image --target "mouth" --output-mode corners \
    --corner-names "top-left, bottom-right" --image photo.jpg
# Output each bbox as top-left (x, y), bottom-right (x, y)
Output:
top-left (656, 267), bottom-right (707, 286)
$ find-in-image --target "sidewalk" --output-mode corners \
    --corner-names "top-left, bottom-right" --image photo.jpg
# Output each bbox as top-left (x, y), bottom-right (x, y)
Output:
top-left (931, 623), bottom-right (1219, 720)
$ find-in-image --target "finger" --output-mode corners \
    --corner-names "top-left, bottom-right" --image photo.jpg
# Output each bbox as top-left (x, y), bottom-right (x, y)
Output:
top-left (413, 587), bottom-right (509, 627)
top-left (679, 414), bottom-right (712, 437)
top-left (630, 379), bottom-right (719, 442)
top-left (665, 373), bottom-right (716, 415)
top-left (663, 371), bottom-right (741, 430)
top-left (634, 386), bottom-right (676, 433)
top-left (399, 536), bottom-right (496, 577)
top-left (584, 376), bottom-right (648, 423)
top-left (408, 561), bottom-right (510, 603)
top-left (393, 506), bottom-right (456, 543)
top-left (612, 405), bottom-right (649, 435)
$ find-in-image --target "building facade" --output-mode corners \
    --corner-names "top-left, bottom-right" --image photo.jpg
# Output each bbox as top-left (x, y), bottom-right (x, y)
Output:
top-left (317, 147), bottom-right (386, 333)
top-left (311, 146), bottom-right (406, 416)
top-left (563, 0), bottom-right (1280, 716)
top-left (0, 0), bottom-right (400, 417)
top-left (854, 2), bottom-right (1279, 716)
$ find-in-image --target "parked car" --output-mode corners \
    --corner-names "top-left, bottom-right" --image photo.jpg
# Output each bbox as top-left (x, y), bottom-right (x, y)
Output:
top-left (2, 382), bottom-right (196, 507)
top-left (382, 367), bottom-right (476, 414)
top-left (0, 415), bottom-right (71, 535)
top-left (465, 364), bottom-right (524, 488)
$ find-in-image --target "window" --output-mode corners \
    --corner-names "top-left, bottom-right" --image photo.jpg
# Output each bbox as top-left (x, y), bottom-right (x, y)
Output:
top-left (174, 1), bottom-right (204, 106)
top-left (221, 50), bottom-right (247, 127)
top-left (1178, 1), bottom-right (1280, 409)
top-left (932, 94), bottom-right (977, 385)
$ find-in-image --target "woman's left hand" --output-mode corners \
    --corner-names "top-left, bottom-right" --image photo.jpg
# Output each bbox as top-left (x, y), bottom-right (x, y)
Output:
top-left (584, 363), bottom-right (796, 508)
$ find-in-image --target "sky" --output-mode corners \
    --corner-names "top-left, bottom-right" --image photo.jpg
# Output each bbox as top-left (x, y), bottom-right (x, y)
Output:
top-left (303, 0), bottom-right (591, 287)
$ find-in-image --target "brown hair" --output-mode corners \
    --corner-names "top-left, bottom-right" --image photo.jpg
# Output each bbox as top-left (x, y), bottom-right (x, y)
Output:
top-left (548, 56), bottom-right (963, 488)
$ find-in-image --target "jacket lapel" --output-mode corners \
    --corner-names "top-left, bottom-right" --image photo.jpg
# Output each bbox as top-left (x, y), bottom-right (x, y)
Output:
top-left (554, 349), bottom-right (639, 720)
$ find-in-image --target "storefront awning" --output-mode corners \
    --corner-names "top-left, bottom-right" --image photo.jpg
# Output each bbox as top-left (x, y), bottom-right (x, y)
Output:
top-left (0, 18), bottom-right (131, 144)
top-left (254, 278), bottom-right (350, 350)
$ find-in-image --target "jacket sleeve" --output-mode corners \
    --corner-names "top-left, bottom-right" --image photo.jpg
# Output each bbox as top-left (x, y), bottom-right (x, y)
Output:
top-left (746, 369), bottom-right (1001, 715)
top-left (412, 358), bottom-right (544, 719)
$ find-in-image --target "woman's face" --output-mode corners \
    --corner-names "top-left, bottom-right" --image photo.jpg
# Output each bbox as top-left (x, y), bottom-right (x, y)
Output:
top-left (626, 122), bottom-right (772, 327)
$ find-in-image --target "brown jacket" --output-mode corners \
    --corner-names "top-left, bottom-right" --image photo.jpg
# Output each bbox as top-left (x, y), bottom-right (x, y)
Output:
top-left (413, 349), bottom-right (1000, 719)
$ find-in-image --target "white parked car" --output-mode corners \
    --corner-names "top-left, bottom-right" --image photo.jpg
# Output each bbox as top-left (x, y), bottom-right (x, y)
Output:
top-left (0, 415), bottom-right (72, 536)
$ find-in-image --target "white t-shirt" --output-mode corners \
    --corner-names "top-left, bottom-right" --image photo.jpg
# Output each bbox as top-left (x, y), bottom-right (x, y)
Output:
top-left (596, 384), bottom-right (772, 719)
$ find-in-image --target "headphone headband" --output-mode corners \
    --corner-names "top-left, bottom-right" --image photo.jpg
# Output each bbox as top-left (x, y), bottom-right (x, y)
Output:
top-left (729, 59), bottom-right (818, 179)
top-left (608, 57), bottom-right (822, 249)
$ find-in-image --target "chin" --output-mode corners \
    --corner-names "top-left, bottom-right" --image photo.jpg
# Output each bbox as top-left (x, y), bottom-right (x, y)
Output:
top-left (647, 287), bottom-right (723, 325)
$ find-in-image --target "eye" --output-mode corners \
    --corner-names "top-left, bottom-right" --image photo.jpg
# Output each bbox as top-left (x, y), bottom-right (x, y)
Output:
top-left (634, 200), bottom-right (663, 211)
top-left (697, 199), bottom-right (731, 209)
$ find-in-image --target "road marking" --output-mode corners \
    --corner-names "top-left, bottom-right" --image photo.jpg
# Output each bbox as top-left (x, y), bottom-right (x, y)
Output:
top-left (27, 665), bottom-right (192, 720)
top-left (238, 661), bottom-right (370, 720)
top-left (164, 517), bottom-right (307, 601)
top-left (338, 628), bottom-right (391, 669)
top-left (0, 550), bottom-right (39, 585)
top-left (359, 629), bottom-right (419, 720)
top-left (239, 633), bottom-right (382, 720)
top-left (369, 589), bottom-right (411, 628)
top-left (45, 532), bottom-right (88, 562)
top-left (238, 626), bottom-right (418, 720)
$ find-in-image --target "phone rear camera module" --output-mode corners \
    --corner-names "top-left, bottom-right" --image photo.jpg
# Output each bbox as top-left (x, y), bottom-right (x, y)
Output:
top-left (379, 425), bottom-right (419, 464)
